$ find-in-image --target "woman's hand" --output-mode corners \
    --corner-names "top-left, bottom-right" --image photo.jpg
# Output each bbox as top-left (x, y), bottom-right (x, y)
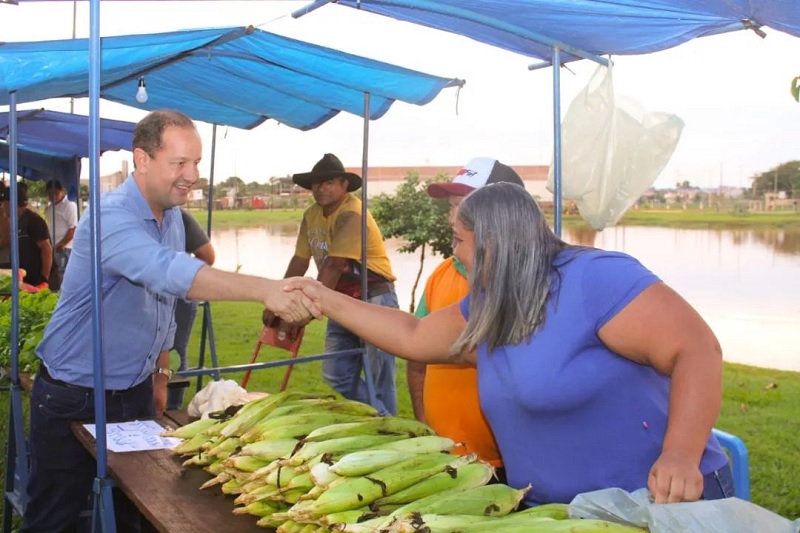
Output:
top-left (648, 450), bottom-right (704, 503)
top-left (263, 277), bottom-right (321, 323)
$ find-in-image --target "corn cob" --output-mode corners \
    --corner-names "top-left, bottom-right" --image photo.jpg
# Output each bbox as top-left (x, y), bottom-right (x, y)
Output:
top-left (160, 417), bottom-right (220, 439)
top-left (219, 391), bottom-right (331, 438)
top-left (200, 472), bottom-right (231, 490)
top-left (373, 461), bottom-right (494, 506)
top-left (171, 432), bottom-right (212, 455)
top-left (205, 436), bottom-right (242, 457)
top-left (239, 412), bottom-right (368, 443)
top-left (276, 519), bottom-right (306, 533)
top-left (223, 454), bottom-right (272, 473)
top-left (303, 416), bottom-right (435, 443)
top-left (232, 499), bottom-right (282, 517)
top-left (284, 434), bottom-right (410, 467)
top-left (365, 435), bottom-right (457, 454)
top-left (238, 438), bottom-right (301, 461)
top-left (284, 471), bottom-right (315, 491)
top-left (288, 453), bottom-right (470, 520)
top-left (515, 502), bottom-right (570, 520)
top-left (390, 483), bottom-right (529, 519)
top-left (390, 513), bottom-right (499, 533)
top-left (442, 517), bottom-right (648, 533)
top-left (310, 462), bottom-right (342, 489)
top-left (318, 508), bottom-right (378, 527)
top-left (328, 450), bottom-right (418, 477)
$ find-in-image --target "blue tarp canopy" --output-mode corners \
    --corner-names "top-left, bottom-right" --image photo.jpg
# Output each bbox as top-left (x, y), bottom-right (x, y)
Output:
top-left (307, 0), bottom-right (800, 64)
top-left (0, 109), bottom-right (136, 198)
top-left (0, 26), bottom-right (463, 130)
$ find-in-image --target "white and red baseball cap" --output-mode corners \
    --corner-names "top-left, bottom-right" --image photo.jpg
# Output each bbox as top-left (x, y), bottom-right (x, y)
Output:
top-left (427, 157), bottom-right (524, 199)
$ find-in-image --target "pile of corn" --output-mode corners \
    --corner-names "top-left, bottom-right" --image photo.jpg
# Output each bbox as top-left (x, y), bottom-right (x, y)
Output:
top-left (165, 391), bottom-right (646, 532)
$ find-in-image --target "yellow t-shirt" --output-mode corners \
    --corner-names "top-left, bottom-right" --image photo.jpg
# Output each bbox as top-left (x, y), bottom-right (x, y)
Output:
top-left (416, 257), bottom-right (502, 467)
top-left (295, 193), bottom-right (395, 288)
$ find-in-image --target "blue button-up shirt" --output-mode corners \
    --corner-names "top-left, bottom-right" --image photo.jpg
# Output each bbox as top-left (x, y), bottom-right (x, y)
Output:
top-left (37, 175), bottom-right (205, 389)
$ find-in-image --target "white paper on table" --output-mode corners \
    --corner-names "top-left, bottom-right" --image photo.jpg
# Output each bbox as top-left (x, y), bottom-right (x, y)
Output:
top-left (83, 420), bottom-right (182, 453)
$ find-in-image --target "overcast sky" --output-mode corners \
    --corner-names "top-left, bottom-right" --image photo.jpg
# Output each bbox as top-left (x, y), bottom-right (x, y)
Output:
top-left (2, 1), bottom-right (799, 189)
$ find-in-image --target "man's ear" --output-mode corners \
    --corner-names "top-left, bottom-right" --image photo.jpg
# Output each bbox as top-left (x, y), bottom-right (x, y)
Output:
top-left (133, 147), bottom-right (149, 171)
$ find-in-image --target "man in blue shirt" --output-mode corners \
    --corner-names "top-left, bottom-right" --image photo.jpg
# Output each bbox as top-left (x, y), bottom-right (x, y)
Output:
top-left (22, 110), bottom-right (319, 532)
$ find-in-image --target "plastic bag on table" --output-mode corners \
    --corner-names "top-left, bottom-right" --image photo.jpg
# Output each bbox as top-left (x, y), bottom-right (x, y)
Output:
top-left (187, 379), bottom-right (248, 419)
top-left (569, 487), bottom-right (798, 533)
top-left (548, 64), bottom-right (684, 230)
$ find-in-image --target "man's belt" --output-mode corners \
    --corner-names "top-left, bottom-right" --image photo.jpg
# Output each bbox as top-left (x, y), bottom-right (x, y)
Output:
top-left (366, 281), bottom-right (394, 300)
top-left (38, 365), bottom-right (143, 395)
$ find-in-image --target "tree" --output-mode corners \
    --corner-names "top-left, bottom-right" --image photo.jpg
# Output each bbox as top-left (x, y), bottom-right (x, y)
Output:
top-left (750, 161), bottom-right (800, 198)
top-left (371, 172), bottom-right (452, 312)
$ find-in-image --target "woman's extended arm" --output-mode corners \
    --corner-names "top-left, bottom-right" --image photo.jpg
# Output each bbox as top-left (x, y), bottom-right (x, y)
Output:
top-left (290, 279), bottom-right (471, 365)
top-left (599, 281), bottom-right (722, 504)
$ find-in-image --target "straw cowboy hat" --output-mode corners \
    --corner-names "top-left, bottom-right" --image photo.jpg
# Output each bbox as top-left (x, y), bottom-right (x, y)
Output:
top-left (292, 153), bottom-right (362, 192)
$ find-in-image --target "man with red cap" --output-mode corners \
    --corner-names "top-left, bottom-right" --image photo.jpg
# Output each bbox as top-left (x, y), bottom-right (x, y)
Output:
top-left (409, 157), bottom-right (525, 480)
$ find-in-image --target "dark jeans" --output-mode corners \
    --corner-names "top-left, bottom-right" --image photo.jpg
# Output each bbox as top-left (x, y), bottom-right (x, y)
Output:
top-left (323, 290), bottom-right (398, 416)
top-left (702, 463), bottom-right (736, 499)
top-left (22, 370), bottom-right (155, 533)
top-left (167, 299), bottom-right (198, 410)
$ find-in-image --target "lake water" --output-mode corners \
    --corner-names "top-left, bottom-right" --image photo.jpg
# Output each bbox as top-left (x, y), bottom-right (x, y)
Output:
top-left (208, 225), bottom-right (800, 373)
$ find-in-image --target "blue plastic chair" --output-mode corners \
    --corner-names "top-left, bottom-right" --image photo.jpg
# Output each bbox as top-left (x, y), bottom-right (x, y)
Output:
top-left (712, 428), bottom-right (750, 500)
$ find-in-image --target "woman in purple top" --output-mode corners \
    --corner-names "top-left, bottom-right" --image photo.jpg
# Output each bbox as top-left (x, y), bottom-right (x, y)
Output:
top-left (290, 181), bottom-right (733, 507)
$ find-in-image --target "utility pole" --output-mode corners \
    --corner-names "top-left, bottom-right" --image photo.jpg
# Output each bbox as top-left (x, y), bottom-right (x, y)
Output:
top-left (774, 168), bottom-right (778, 194)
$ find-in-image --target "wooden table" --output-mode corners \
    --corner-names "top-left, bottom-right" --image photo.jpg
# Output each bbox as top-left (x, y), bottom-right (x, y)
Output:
top-left (71, 413), bottom-right (267, 533)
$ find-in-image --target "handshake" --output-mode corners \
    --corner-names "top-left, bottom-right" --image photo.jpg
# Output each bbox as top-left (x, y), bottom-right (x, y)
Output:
top-left (262, 277), bottom-right (325, 341)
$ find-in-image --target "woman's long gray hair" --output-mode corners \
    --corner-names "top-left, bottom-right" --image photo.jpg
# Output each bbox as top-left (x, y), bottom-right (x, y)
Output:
top-left (451, 182), bottom-right (567, 355)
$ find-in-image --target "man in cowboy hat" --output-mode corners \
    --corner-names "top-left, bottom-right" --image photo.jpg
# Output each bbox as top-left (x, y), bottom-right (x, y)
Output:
top-left (264, 153), bottom-right (399, 415)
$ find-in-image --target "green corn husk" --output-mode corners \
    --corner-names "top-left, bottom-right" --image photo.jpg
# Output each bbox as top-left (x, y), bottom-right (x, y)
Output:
top-left (160, 417), bottom-right (221, 439)
top-left (284, 434), bottom-right (409, 467)
top-left (288, 453), bottom-right (470, 520)
top-left (303, 416), bottom-right (434, 443)
top-left (373, 461), bottom-right (493, 506)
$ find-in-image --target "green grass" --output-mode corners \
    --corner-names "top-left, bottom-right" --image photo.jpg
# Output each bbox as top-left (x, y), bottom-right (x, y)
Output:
top-left (1, 301), bottom-right (798, 521)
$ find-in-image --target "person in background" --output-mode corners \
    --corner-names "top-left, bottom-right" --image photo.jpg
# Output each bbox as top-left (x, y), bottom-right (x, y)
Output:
top-left (0, 181), bottom-right (52, 288)
top-left (23, 109), bottom-right (319, 533)
top-left (408, 157), bottom-right (525, 479)
top-left (167, 208), bottom-right (216, 411)
top-left (44, 179), bottom-right (79, 291)
top-left (287, 182), bottom-right (733, 508)
top-left (263, 153), bottom-right (398, 416)
top-left (0, 182), bottom-right (10, 266)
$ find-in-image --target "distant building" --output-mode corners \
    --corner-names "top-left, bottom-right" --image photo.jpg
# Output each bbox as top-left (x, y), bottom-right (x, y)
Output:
top-left (343, 164), bottom-right (552, 202)
top-left (98, 160), bottom-right (128, 193)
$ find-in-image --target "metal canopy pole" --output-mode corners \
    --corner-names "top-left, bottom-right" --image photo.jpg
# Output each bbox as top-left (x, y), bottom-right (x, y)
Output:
top-left (551, 46), bottom-right (563, 237)
top-left (359, 92), bottom-right (378, 408)
top-left (87, 0), bottom-right (116, 529)
top-left (3, 92), bottom-right (30, 528)
top-left (196, 123), bottom-right (220, 393)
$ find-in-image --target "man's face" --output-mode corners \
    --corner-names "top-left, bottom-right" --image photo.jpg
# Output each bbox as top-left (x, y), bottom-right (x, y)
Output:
top-left (447, 195), bottom-right (466, 228)
top-left (0, 199), bottom-right (9, 219)
top-left (311, 177), bottom-right (349, 209)
top-left (134, 126), bottom-right (202, 213)
top-left (46, 187), bottom-right (64, 203)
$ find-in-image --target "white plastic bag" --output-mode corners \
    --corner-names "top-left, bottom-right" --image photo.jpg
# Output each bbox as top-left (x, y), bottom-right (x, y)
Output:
top-left (187, 379), bottom-right (248, 419)
top-left (548, 64), bottom-right (684, 230)
top-left (569, 488), bottom-right (798, 533)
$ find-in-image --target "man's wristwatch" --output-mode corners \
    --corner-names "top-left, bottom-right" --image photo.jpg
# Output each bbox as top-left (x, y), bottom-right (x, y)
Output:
top-left (153, 367), bottom-right (174, 380)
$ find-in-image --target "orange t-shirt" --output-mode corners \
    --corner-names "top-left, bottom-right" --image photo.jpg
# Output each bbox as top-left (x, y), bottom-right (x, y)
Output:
top-left (415, 257), bottom-right (502, 467)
